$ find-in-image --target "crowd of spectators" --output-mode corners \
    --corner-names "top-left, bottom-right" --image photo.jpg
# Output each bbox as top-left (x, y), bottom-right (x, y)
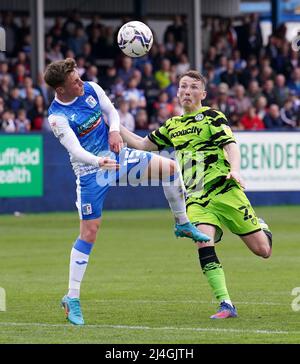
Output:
top-left (0, 10), bottom-right (300, 133)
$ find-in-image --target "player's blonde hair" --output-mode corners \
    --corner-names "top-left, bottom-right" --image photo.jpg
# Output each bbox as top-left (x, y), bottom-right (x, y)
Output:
top-left (179, 70), bottom-right (206, 88)
top-left (44, 58), bottom-right (77, 89)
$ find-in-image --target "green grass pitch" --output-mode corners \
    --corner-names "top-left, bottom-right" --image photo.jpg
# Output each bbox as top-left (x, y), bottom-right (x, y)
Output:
top-left (0, 206), bottom-right (299, 344)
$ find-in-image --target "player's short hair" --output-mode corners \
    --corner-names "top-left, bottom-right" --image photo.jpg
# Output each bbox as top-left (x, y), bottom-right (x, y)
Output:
top-left (179, 70), bottom-right (206, 88)
top-left (44, 58), bottom-right (77, 89)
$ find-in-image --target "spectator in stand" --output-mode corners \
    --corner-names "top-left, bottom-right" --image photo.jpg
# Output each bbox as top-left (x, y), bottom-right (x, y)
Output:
top-left (0, 75), bottom-right (12, 102)
top-left (255, 96), bottom-right (268, 120)
top-left (153, 90), bottom-right (173, 116)
top-left (201, 17), bottom-right (213, 55)
top-left (100, 66), bottom-right (118, 94)
top-left (262, 79), bottom-right (276, 107)
top-left (155, 58), bottom-right (172, 89)
top-left (233, 84), bottom-right (251, 116)
top-left (164, 32), bottom-right (176, 54)
top-left (2, 11), bottom-right (19, 57)
top-left (81, 43), bottom-right (94, 68)
top-left (168, 41), bottom-right (186, 65)
top-left (238, 54), bottom-right (258, 87)
top-left (214, 56), bottom-right (227, 81)
top-left (15, 109), bottom-right (31, 132)
top-left (205, 46), bottom-right (218, 69)
top-left (241, 106), bottom-right (265, 130)
top-left (229, 112), bottom-right (244, 131)
top-left (0, 110), bottom-right (16, 132)
top-left (204, 66), bottom-right (218, 101)
top-left (149, 104), bottom-right (171, 130)
top-left (37, 72), bottom-right (53, 108)
top-left (171, 96), bottom-right (183, 116)
top-left (81, 65), bottom-right (99, 83)
top-left (151, 43), bottom-right (168, 72)
top-left (89, 26), bottom-right (107, 59)
top-left (49, 16), bottom-right (65, 44)
top-left (290, 50), bottom-right (299, 70)
top-left (117, 57), bottom-right (135, 85)
top-left (175, 53), bottom-right (190, 77)
top-left (263, 104), bottom-right (284, 129)
top-left (62, 10), bottom-right (84, 39)
top-left (7, 88), bottom-right (24, 113)
top-left (132, 69), bottom-right (142, 88)
top-left (13, 51), bottom-right (31, 75)
top-left (247, 80), bottom-right (263, 105)
top-left (22, 88), bottom-right (36, 112)
top-left (123, 77), bottom-right (146, 109)
top-left (232, 49), bottom-right (246, 73)
top-left (27, 95), bottom-right (47, 130)
top-left (214, 83), bottom-right (236, 117)
top-left (220, 59), bottom-right (239, 88)
top-left (164, 72), bottom-right (178, 101)
top-left (19, 76), bottom-right (41, 99)
top-left (74, 57), bottom-right (86, 77)
top-left (0, 62), bottom-right (14, 87)
top-left (46, 42), bottom-right (64, 63)
top-left (265, 35), bottom-right (279, 64)
top-left (140, 62), bottom-right (159, 116)
top-left (163, 15), bottom-right (187, 46)
top-left (273, 74), bottom-right (289, 107)
top-left (0, 97), bottom-right (5, 115)
top-left (287, 67), bottom-right (300, 96)
top-left (67, 27), bottom-right (88, 57)
top-left (85, 14), bottom-right (105, 40)
top-left (117, 99), bottom-right (135, 132)
top-left (259, 65), bottom-right (275, 85)
top-left (111, 77), bottom-right (125, 101)
top-left (280, 99), bottom-right (298, 128)
top-left (135, 108), bottom-right (149, 130)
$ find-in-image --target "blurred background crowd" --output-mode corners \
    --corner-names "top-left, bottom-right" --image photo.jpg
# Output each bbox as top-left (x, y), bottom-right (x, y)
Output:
top-left (0, 10), bottom-right (300, 133)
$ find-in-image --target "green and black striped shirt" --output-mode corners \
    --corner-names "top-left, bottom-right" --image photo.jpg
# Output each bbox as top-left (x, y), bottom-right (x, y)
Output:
top-left (148, 106), bottom-right (236, 197)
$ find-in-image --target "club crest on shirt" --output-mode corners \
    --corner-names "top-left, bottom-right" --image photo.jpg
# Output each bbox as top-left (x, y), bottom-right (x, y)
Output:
top-left (195, 113), bottom-right (204, 121)
top-left (85, 95), bottom-right (97, 108)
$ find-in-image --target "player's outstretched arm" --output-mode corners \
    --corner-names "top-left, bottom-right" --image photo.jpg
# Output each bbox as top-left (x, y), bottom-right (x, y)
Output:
top-left (49, 114), bottom-right (120, 170)
top-left (120, 124), bottom-right (158, 151)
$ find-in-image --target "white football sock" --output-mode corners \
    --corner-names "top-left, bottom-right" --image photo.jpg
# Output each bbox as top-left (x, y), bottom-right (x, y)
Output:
top-left (68, 246), bottom-right (90, 299)
top-left (162, 175), bottom-right (189, 225)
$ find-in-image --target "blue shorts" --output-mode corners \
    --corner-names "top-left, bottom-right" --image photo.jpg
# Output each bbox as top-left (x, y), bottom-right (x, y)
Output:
top-left (76, 147), bottom-right (152, 220)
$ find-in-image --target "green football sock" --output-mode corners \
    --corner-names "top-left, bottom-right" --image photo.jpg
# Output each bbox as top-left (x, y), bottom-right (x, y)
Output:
top-left (199, 247), bottom-right (231, 301)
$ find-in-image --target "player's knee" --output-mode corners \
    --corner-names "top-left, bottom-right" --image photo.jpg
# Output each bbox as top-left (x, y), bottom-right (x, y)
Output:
top-left (262, 246), bottom-right (272, 259)
top-left (81, 222), bottom-right (100, 242)
top-left (256, 245), bottom-right (271, 259)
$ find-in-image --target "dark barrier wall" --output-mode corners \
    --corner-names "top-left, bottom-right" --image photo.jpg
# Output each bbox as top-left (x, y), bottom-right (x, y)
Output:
top-left (0, 132), bottom-right (299, 214)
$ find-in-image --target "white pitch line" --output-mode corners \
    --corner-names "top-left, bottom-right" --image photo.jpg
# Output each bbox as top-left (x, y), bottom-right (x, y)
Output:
top-left (94, 299), bottom-right (285, 306)
top-left (0, 321), bottom-right (296, 335)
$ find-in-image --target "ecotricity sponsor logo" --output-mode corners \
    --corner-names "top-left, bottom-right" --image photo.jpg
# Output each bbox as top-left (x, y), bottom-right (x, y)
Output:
top-left (0, 147), bottom-right (40, 184)
top-left (170, 126), bottom-right (202, 139)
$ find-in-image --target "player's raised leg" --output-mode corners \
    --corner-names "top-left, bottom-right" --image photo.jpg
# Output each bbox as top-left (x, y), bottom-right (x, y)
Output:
top-left (241, 228), bottom-right (272, 259)
top-left (142, 153), bottom-right (210, 243)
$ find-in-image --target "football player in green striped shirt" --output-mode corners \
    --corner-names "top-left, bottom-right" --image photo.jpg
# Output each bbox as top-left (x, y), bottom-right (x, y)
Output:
top-left (121, 70), bottom-right (272, 319)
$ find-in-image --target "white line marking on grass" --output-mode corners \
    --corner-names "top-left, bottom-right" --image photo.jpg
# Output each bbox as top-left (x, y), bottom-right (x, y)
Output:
top-left (94, 299), bottom-right (285, 306)
top-left (0, 322), bottom-right (296, 335)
